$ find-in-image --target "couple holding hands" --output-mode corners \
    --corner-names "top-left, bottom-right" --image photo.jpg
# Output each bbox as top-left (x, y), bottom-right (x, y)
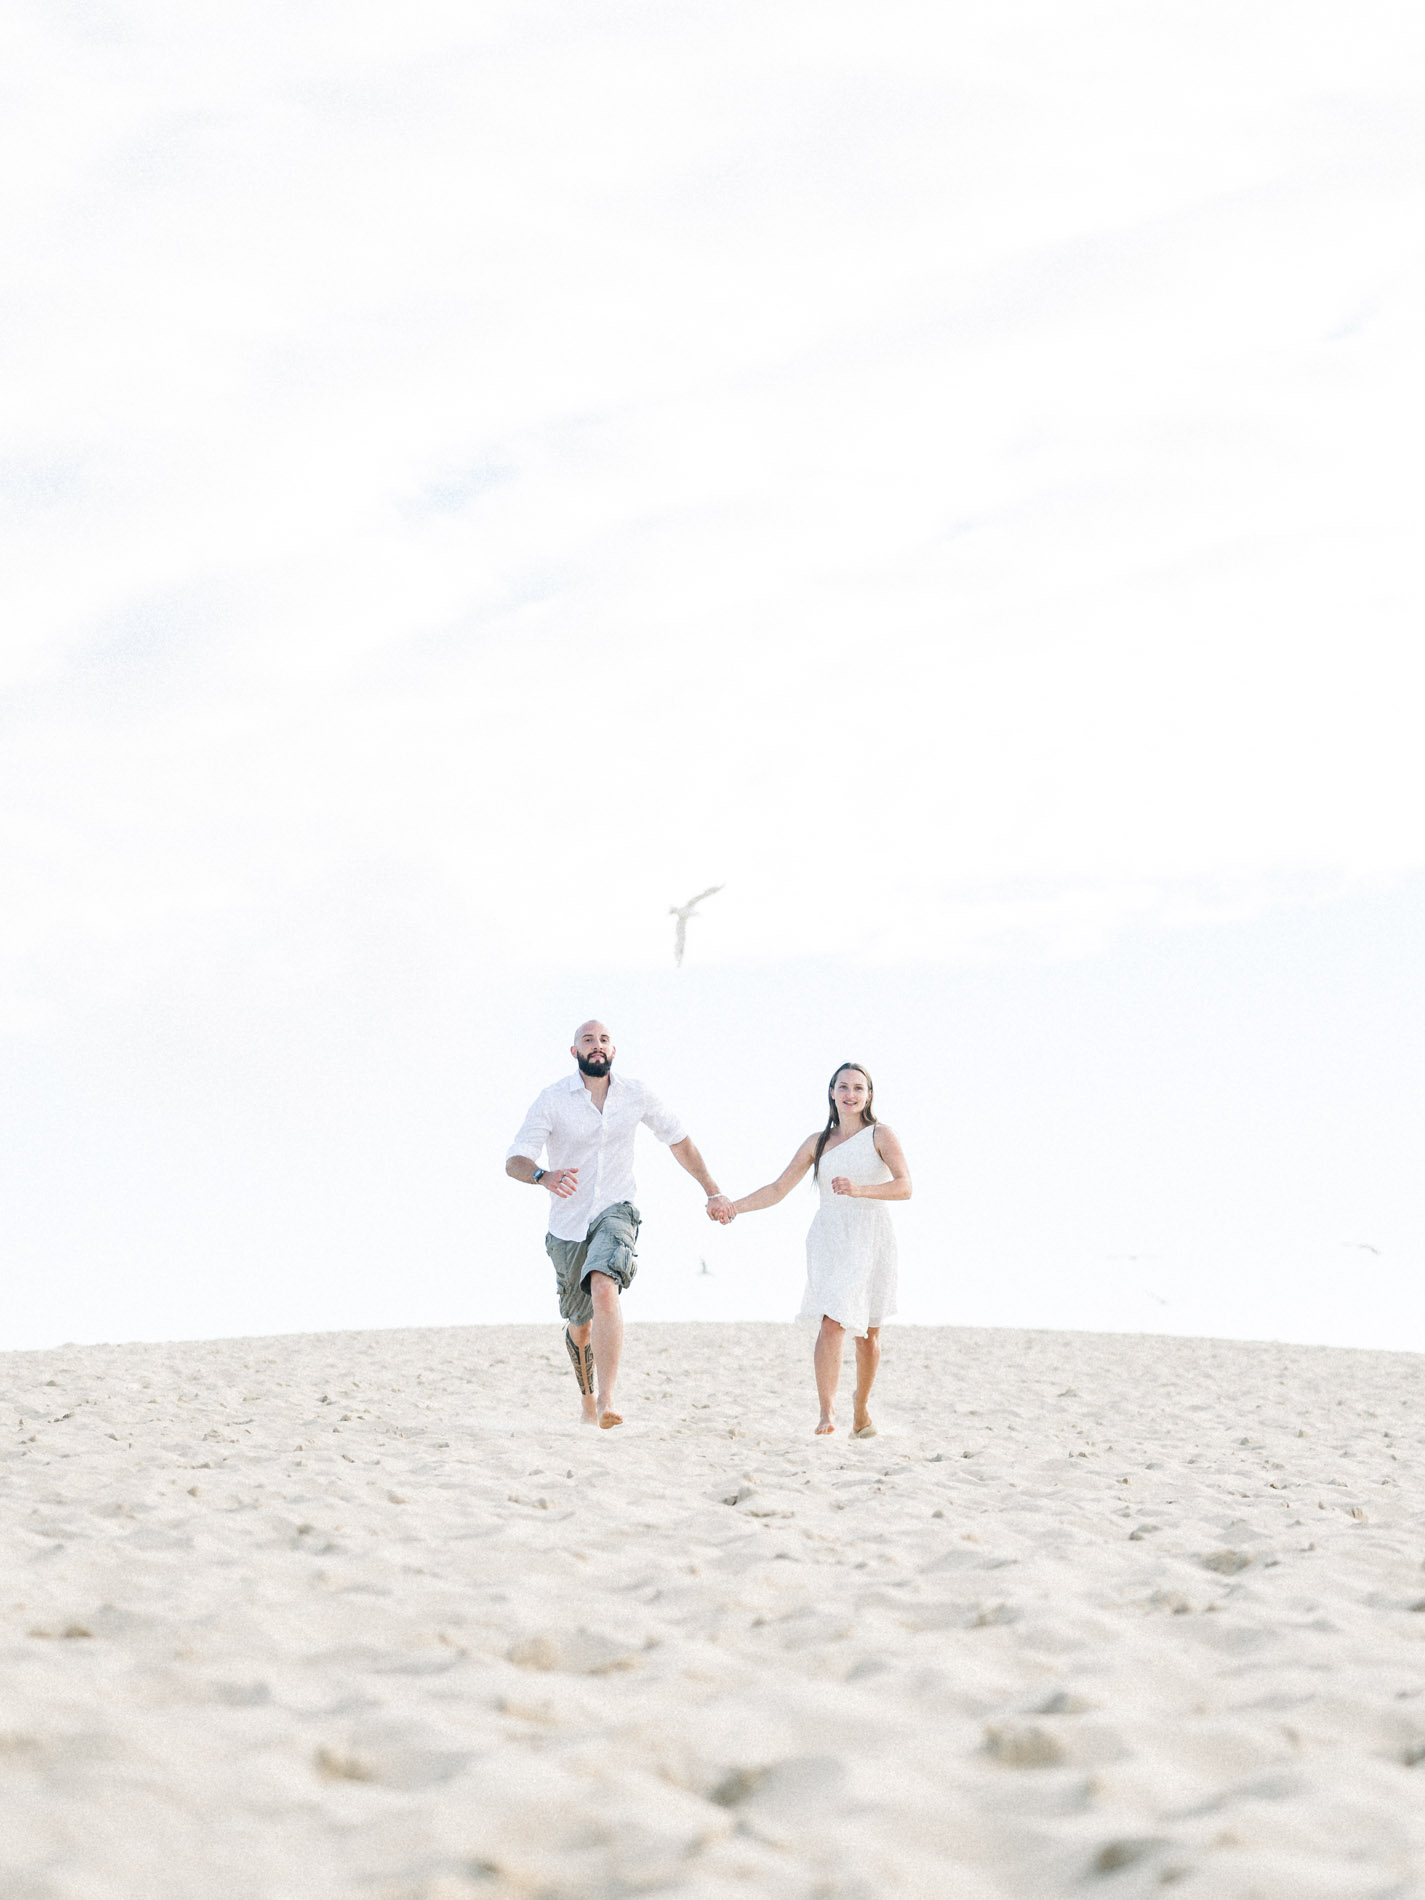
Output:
top-left (505, 1021), bottom-right (912, 1436)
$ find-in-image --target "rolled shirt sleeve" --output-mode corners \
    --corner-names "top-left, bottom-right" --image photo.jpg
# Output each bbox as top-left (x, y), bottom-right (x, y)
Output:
top-left (506, 1090), bottom-right (554, 1165)
top-left (638, 1086), bottom-right (687, 1147)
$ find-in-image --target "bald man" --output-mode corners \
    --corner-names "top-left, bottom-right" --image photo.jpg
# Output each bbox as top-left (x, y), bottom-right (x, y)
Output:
top-left (505, 1021), bottom-right (732, 1426)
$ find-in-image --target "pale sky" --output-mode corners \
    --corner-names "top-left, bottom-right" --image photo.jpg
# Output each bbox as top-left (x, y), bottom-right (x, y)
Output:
top-left (3, 1), bottom-right (1423, 1352)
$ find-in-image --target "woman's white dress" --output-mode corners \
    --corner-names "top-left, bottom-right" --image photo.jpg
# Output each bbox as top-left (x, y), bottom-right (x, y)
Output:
top-left (797, 1124), bottom-right (898, 1338)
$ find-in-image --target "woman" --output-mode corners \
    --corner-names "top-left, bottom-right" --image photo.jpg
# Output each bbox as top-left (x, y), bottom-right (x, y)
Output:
top-left (729, 1062), bottom-right (911, 1437)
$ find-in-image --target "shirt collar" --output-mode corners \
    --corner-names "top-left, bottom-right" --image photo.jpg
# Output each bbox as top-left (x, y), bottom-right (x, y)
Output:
top-left (562, 1070), bottom-right (624, 1096)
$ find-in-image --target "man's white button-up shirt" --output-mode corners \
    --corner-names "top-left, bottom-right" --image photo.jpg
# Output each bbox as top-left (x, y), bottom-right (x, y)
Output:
top-left (506, 1072), bottom-right (688, 1242)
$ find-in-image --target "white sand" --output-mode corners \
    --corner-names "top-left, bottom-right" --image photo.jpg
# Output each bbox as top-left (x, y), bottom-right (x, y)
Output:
top-left (3, 1321), bottom-right (1425, 1899)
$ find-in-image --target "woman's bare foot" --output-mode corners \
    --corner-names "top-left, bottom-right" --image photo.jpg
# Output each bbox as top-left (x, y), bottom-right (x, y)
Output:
top-left (852, 1417), bottom-right (877, 1438)
top-left (815, 1413), bottom-right (835, 1435)
top-left (599, 1409), bottom-right (623, 1429)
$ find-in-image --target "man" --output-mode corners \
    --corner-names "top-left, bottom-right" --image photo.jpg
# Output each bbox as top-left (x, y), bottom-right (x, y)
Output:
top-left (506, 1020), bottom-right (732, 1427)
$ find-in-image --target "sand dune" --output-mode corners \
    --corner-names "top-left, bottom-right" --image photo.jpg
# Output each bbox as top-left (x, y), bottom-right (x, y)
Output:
top-left (3, 1321), bottom-right (1425, 1898)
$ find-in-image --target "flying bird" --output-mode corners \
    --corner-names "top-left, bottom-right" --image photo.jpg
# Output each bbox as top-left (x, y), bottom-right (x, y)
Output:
top-left (669, 884), bottom-right (724, 967)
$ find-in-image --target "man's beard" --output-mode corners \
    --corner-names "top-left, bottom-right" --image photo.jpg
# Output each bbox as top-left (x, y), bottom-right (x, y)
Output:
top-left (577, 1053), bottom-right (612, 1078)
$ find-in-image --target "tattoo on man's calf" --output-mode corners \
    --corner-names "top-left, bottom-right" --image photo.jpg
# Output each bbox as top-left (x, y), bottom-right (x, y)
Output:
top-left (564, 1328), bottom-right (594, 1396)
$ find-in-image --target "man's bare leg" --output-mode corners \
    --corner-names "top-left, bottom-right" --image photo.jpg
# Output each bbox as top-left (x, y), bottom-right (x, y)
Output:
top-left (814, 1316), bottom-right (844, 1434)
top-left (853, 1327), bottom-right (881, 1436)
top-left (589, 1272), bottom-right (624, 1427)
top-left (566, 1322), bottom-right (597, 1424)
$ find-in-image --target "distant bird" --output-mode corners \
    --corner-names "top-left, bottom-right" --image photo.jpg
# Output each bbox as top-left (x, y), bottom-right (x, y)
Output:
top-left (669, 884), bottom-right (724, 967)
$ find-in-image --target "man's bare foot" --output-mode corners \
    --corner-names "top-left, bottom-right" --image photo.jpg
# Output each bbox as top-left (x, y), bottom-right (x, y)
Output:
top-left (599, 1410), bottom-right (623, 1429)
top-left (580, 1399), bottom-right (598, 1425)
top-left (815, 1415), bottom-right (835, 1435)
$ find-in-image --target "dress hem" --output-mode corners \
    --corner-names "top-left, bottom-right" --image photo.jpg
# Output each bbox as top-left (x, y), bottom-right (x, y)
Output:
top-left (795, 1305), bottom-right (896, 1340)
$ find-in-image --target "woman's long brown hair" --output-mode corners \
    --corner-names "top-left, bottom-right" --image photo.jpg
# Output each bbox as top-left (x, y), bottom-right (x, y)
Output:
top-left (812, 1062), bottom-right (877, 1179)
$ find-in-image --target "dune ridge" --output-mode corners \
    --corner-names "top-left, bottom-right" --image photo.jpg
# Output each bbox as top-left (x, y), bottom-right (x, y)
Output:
top-left (3, 1321), bottom-right (1424, 1897)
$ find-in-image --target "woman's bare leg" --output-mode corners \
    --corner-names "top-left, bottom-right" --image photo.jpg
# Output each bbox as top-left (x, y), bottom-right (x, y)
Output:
top-left (814, 1317), bottom-right (844, 1434)
top-left (853, 1328), bottom-right (881, 1435)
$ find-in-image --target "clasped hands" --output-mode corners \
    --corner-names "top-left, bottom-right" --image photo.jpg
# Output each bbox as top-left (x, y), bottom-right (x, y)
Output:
top-left (706, 1179), bottom-right (859, 1222)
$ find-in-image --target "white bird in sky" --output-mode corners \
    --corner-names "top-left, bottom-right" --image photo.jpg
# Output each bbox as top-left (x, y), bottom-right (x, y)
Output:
top-left (669, 884), bottom-right (724, 967)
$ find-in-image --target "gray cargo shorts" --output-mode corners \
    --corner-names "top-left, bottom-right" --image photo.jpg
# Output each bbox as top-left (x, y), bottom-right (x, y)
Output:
top-left (545, 1201), bottom-right (641, 1326)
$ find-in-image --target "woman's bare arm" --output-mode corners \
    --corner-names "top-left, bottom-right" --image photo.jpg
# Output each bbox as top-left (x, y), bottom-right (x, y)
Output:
top-left (730, 1136), bottom-right (819, 1214)
top-left (831, 1123), bottom-right (912, 1201)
